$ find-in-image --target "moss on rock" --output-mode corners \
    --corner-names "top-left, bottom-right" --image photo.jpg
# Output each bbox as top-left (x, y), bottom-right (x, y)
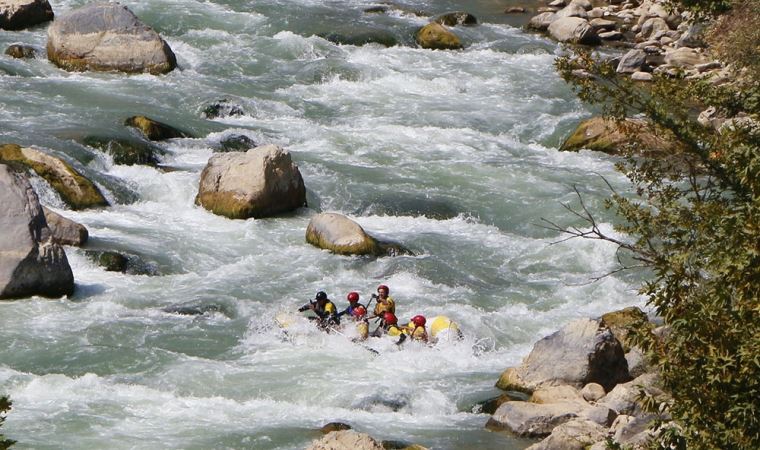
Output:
top-left (415, 22), bottom-right (463, 50)
top-left (124, 116), bottom-right (190, 141)
top-left (0, 144), bottom-right (108, 209)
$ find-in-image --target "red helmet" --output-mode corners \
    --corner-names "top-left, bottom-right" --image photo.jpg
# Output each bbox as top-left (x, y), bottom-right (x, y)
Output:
top-left (353, 306), bottom-right (367, 317)
top-left (347, 292), bottom-right (360, 303)
top-left (383, 312), bottom-right (397, 325)
top-left (377, 284), bottom-right (389, 294)
top-left (411, 315), bottom-right (426, 327)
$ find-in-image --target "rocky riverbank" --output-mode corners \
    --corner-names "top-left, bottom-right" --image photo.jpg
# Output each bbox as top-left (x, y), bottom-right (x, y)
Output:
top-left (487, 307), bottom-right (670, 449)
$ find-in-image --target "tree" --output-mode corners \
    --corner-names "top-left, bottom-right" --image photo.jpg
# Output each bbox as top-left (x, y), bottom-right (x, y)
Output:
top-left (0, 396), bottom-right (14, 449)
top-left (549, 1), bottom-right (760, 448)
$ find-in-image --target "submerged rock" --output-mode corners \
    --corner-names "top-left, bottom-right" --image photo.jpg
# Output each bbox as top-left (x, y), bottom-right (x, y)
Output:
top-left (496, 318), bottom-right (630, 393)
top-left (83, 136), bottom-right (164, 166)
top-left (320, 422), bottom-right (352, 434)
top-left (85, 250), bottom-right (157, 275)
top-left (0, 164), bottom-right (74, 299)
top-left (42, 207), bottom-right (88, 247)
top-left (432, 11), bottom-right (477, 26)
top-left (321, 29), bottom-right (398, 47)
top-left (202, 99), bottom-right (245, 119)
top-left (46, 2), bottom-right (176, 74)
top-left (124, 116), bottom-right (191, 141)
top-left (0, 144), bottom-right (108, 209)
top-left (196, 144), bottom-right (306, 219)
top-left (213, 135), bottom-right (257, 153)
top-left (5, 44), bottom-right (37, 58)
top-left (0, 0), bottom-right (53, 31)
top-left (415, 23), bottom-right (463, 50)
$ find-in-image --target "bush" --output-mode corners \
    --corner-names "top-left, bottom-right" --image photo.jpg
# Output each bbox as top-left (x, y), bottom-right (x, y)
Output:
top-left (0, 396), bottom-right (14, 449)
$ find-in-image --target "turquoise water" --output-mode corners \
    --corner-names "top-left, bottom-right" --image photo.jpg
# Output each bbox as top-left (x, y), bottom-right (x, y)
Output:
top-left (1, 1), bottom-right (641, 448)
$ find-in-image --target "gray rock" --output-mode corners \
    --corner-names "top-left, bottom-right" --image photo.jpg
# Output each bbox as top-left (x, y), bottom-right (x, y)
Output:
top-left (526, 419), bottom-right (608, 450)
top-left (676, 22), bottom-right (706, 48)
top-left (555, 3), bottom-right (588, 19)
top-left (613, 414), bottom-right (657, 446)
top-left (531, 385), bottom-right (585, 404)
top-left (569, 0), bottom-right (592, 11)
top-left (488, 401), bottom-right (586, 437)
top-left (599, 31), bottom-right (623, 40)
top-left (496, 318), bottom-right (630, 393)
top-left (415, 22), bottom-right (463, 50)
top-left (307, 430), bottom-right (384, 450)
top-left (598, 373), bottom-right (662, 416)
top-left (625, 347), bottom-right (648, 377)
top-left (46, 2), bottom-right (176, 74)
top-left (548, 17), bottom-right (600, 45)
top-left (305, 212), bottom-right (411, 257)
top-left (581, 383), bottom-right (606, 402)
top-left (528, 12), bottom-right (557, 31)
top-left (664, 47), bottom-right (707, 67)
top-left (195, 144), bottom-right (306, 219)
top-left (0, 0), bottom-right (53, 30)
top-left (0, 164), bottom-right (74, 299)
top-left (589, 18), bottom-right (616, 32)
top-left (42, 207), bottom-right (88, 246)
top-left (432, 11), bottom-right (477, 26)
top-left (638, 17), bottom-right (670, 40)
top-left (617, 49), bottom-right (648, 74)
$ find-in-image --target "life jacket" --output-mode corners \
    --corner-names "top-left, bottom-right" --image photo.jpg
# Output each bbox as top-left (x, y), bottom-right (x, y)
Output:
top-left (356, 320), bottom-right (369, 340)
top-left (373, 296), bottom-right (395, 316)
top-left (404, 322), bottom-right (428, 342)
top-left (386, 324), bottom-right (404, 337)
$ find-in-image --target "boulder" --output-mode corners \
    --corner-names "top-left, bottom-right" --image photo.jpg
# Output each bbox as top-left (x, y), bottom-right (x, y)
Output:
top-left (616, 49), bottom-right (648, 74)
top-left (195, 144), bottom-right (306, 219)
top-left (588, 18), bottom-right (616, 32)
top-left (581, 383), bottom-right (606, 402)
top-left (432, 11), bottom-right (477, 26)
top-left (569, 0), bottom-right (592, 10)
top-left (526, 419), bottom-right (608, 450)
top-left (5, 44), bottom-right (36, 58)
top-left (84, 250), bottom-right (157, 275)
top-left (496, 318), bottom-right (630, 393)
top-left (124, 116), bottom-right (190, 141)
top-left (477, 391), bottom-right (529, 414)
top-left (676, 22), bottom-right (707, 48)
top-left (600, 306), bottom-right (651, 352)
top-left (631, 71), bottom-right (653, 81)
top-left (664, 47), bottom-right (707, 68)
top-left (0, 164), bottom-right (74, 299)
top-left (625, 347), bottom-right (648, 378)
top-left (305, 213), bottom-right (383, 256)
top-left (306, 430), bottom-right (384, 450)
top-left (547, 17), bottom-right (600, 45)
top-left (527, 12), bottom-right (557, 31)
top-left (487, 401), bottom-right (586, 437)
top-left (0, 0), bottom-right (53, 30)
top-left (46, 2), bottom-right (176, 74)
top-left (82, 136), bottom-right (164, 166)
top-left (0, 144), bottom-right (108, 209)
top-left (598, 373), bottom-right (663, 416)
top-left (530, 385), bottom-right (584, 404)
top-left (638, 17), bottom-right (670, 41)
top-left (504, 7), bottom-right (527, 14)
top-left (599, 31), bottom-right (623, 40)
top-left (42, 207), bottom-right (88, 246)
top-left (559, 116), bottom-right (682, 155)
top-left (415, 23), bottom-right (463, 50)
top-left (554, 4), bottom-right (588, 20)
top-left (613, 414), bottom-right (657, 447)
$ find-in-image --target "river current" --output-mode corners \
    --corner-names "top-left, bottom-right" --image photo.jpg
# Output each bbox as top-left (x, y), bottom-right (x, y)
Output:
top-left (1, 0), bottom-right (643, 448)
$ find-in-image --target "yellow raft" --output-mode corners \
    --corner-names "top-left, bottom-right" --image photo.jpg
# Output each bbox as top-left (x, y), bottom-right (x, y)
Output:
top-left (429, 315), bottom-right (462, 340)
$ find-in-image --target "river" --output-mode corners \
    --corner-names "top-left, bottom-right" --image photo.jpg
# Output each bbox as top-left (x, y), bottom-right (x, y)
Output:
top-left (0, 0), bottom-right (642, 448)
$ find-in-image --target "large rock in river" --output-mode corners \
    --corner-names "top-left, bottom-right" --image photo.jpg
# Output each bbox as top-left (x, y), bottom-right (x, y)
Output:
top-left (306, 213), bottom-right (383, 256)
top-left (548, 17), bottom-right (600, 45)
top-left (46, 2), bottom-right (177, 74)
top-left (415, 22), bottom-right (463, 50)
top-left (0, 144), bottom-right (108, 209)
top-left (0, 164), bottom-right (74, 299)
top-left (195, 144), bottom-right (306, 219)
top-left (0, 0), bottom-right (53, 30)
top-left (43, 207), bottom-right (88, 247)
top-left (560, 117), bottom-right (682, 155)
top-left (496, 318), bottom-right (630, 393)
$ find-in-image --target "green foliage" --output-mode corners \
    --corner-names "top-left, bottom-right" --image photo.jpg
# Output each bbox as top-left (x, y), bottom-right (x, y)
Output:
top-left (0, 396), bottom-right (15, 449)
top-left (665, 0), bottom-right (731, 20)
top-left (553, 13), bottom-right (760, 450)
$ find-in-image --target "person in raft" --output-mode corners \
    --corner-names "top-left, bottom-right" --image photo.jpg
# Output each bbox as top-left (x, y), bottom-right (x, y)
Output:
top-left (370, 284), bottom-right (395, 318)
top-left (337, 292), bottom-right (365, 319)
top-left (298, 291), bottom-right (339, 327)
top-left (402, 315), bottom-right (429, 343)
top-left (370, 312), bottom-right (409, 345)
